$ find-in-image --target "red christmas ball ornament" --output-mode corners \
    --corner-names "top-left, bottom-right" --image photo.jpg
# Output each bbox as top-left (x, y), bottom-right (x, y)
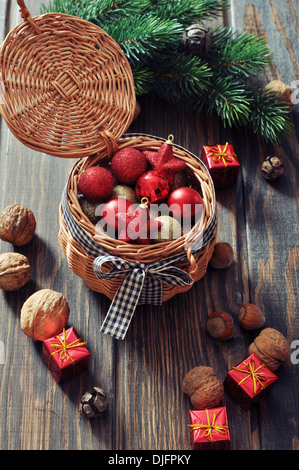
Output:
top-left (111, 147), bottom-right (147, 184)
top-left (167, 187), bottom-right (203, 220)
top-left (116, 198), bottom-right (163, 244)
top-left (100, 198), bottom-right (133, 231)
top-left (135, 170), bottom-right (170, 204)
top-left (78, 166), bottom-right (114, 202)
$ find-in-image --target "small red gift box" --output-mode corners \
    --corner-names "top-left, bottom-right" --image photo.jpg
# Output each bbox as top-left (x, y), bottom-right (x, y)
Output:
top-left (42, 327), bottom-right (90, 383)
top-left (201, 142), bottom-right (240, 188)
top-left (224, 353), bottom-right (278, 410)
top-left (188, 407), bottom-right (231, 450)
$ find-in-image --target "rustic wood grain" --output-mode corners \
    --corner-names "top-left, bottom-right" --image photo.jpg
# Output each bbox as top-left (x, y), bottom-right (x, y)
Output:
top-left (0, 0), bottom-right (298, 451)
top-left (0, 0), bottom-right (115, 450)
top-left (229, 0), bottom-right (299, 450)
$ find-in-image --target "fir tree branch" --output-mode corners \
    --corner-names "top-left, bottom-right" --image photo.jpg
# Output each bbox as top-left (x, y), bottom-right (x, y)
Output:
top-left (40, 0), bottom-right (294, 144)
top-left (151, 51), bottom-right (212, 102)
top-left (249, 88), bottom-right (294, 143)
top-left (94, 16), bottom-right (182, 63)
top-left (208, 27), bottom-right (272, 78)
top-left (132, 66), bottom-right (155, 96)
top-left (42, 0), bottom-right (229, 24)
top-left (145, 0), bottom-right (229, 26)
top-left (200, 75), bottom-right (252, 127)
top-left (42, 0), bottom-right (150, 21)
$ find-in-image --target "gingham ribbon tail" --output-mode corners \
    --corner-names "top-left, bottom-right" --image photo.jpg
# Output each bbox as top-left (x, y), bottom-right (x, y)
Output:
top-left (93, 255), bottom-right (194, 340)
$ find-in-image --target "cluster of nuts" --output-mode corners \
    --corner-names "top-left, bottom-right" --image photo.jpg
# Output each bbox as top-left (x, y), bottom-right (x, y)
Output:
top-left (185, 299), bottom-right (290, 409)
top-left (205, 304), bottom-right (290, 370)
top-left (196, 242), bottom-right (291, 409)
top-left (0, 204), bottom-right (36, 292)
top-left (189, 238), bottom-right (291, 409)
top-left (0, 204), bottom-right (71, 341)
top-left (0, 202), bottom-right (111, 419)
top-left (183, 325), bottom-right (290, 409)
top-left (205, 303), bottom-right (266, 341)
top-left (0, 200), bottom-right (291, 419)
top-left (207, 243), bottom-right (282, 342)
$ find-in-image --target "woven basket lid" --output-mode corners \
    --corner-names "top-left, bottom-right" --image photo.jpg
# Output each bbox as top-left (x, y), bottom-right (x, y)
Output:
top-left (0, 1), bottom-right (136, 158)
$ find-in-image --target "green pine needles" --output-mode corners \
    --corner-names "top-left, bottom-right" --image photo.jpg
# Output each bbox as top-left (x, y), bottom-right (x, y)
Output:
top-left (41, 0), bottom-right (294, 144)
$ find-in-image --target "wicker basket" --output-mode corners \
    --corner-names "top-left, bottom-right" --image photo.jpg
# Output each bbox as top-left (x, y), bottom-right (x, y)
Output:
top-left (0, 1), bottom-right (217, 340)
top-left (0, 0), bottom-right (135, 158)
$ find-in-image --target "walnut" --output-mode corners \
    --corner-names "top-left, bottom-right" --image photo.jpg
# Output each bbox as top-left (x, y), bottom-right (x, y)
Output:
top-left (248, 327), bottom-right (291, 371)
top-left (183, 366), bottom-right (224, 409)
top-left (0, 252), bottom-right (31, 290)
top-left (0, 204), bottom-right (36, 246)
top-left (20, 289), bottom-right (70, 341)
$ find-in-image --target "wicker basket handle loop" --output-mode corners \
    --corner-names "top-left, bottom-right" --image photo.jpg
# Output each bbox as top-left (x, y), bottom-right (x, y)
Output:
top-left (17, 0), bottom-right (42, 34)
top-left (98, 129), bottom-right (119, 157)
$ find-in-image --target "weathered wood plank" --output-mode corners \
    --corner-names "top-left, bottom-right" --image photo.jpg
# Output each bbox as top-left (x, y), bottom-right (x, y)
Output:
top-left (229, 0), bottom-right (299, 450)
top-left (0, 0), bottom-right (115, 450)
top-left (0, 0), bottom-right (298, 451)
top-left (119, 95), bottom-right (253, 450)
top-left (230, 0), bottom-right (299, 82)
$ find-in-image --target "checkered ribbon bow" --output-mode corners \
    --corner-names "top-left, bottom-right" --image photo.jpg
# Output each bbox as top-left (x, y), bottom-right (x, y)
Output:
top-left (93, 255), bottom-right (194, 340)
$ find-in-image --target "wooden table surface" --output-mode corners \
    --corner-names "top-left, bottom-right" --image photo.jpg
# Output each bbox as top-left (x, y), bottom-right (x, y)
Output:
top-left (0, 0), bottom-right (298, 452)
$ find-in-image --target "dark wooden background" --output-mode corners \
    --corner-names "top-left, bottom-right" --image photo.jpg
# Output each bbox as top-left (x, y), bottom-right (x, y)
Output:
top-left (0, 0), bottom-right (298, 451)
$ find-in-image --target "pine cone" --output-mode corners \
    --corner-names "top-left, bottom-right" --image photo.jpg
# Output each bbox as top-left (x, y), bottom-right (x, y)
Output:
top-left (261, 155), bottom-right (284, 181)
top-left (79, 387), bottom-right (108, 418)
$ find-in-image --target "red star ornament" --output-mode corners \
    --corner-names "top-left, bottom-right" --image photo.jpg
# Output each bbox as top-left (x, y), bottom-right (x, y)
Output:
top-left (116, 200), bottom-right (163, 244)
top-left (143, 135), bottom-right (186, 185)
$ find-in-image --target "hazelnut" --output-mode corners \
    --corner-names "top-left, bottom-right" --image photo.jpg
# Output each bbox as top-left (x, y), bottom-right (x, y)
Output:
top-left (206, 311), bottom-right (234, 340)
top-left (209, 242), bottom-right (234, 269)
top-left (238, 303), bottom-right (265, 330)
top-left (79, 387), bottom-right (108, 418)
top-left (20, 289), bottom-right (70, 341)
top-left (182, 366), bottom-right (224, 409)
top-left (0, 204), bottom-right (36, 246)
top-left (0, 252), bottom-right (31, 290)
top-left (248, 327), bottom-right (291, 371)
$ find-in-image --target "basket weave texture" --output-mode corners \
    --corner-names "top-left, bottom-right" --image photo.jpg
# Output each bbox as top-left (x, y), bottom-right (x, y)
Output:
top-left (0, 0), bottom-right (136, 158)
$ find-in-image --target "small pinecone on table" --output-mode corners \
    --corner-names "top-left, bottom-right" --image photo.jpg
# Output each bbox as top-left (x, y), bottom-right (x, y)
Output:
top-left (79, 387), bottom-right (108, 418)
top-left (182, 23), bottom-right (212, 56)
top-left (261, 155), bottom-right (284, 181)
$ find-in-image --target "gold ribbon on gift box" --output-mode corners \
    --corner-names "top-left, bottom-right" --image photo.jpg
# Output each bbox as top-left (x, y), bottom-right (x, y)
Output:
top-left (48, 328), bottom-right (87, 367)
top-left (206, 142), bottom-right (236, 167)
top-left (233, 359), bottom-right (267, 393)
top-left (188, 409), bottom-right (229, 442)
